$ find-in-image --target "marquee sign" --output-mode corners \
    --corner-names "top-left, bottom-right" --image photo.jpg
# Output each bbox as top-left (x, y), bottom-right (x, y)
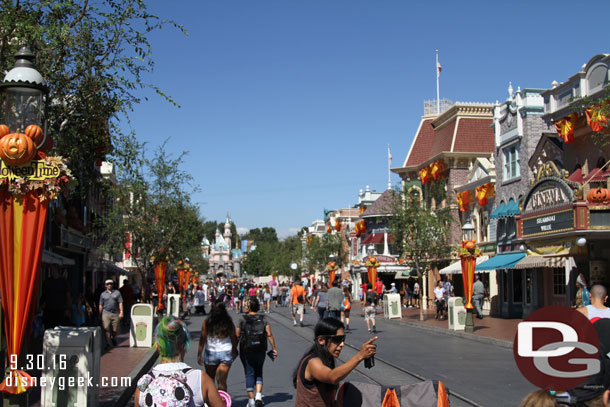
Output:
top-left (523, 178), bottom-right (576, 214)
top-left (522, 209), bottom-right (574, 238)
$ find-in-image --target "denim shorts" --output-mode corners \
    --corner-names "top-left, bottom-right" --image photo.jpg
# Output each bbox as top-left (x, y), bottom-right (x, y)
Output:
top-left (204, 349), bottom-right (233, 365)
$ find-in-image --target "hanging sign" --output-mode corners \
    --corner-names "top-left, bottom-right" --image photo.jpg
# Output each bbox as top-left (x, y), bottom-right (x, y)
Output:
top-left (0, 160), bottom-right (60, 181)
top-left (522, 209), bottom-right (574, 237)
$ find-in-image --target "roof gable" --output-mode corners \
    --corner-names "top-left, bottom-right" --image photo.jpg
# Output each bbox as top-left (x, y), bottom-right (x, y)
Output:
top-left (404, 119), bottom-right (435, 167)
top-left (362, 189), bottom-right (397, 217)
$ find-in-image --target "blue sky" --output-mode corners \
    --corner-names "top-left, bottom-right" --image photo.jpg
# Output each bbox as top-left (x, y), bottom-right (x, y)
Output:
top-left (125, 0), bottom-right (610, 238)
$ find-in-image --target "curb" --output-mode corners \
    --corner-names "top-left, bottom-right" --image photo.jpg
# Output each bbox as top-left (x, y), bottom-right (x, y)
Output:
top-left (115, 348), bottom-right (159, 407)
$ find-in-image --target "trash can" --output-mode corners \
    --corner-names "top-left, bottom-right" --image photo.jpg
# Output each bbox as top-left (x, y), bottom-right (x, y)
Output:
top-left (42, 326), bottom-right (102, 407)
top-left (167, 294), bottom-right (181, 318)
top-left (383, 293), bottom-right (402, 319)
top-left (130, 303), bottom-right (154, 348)
top-left (448, 297), bottom-right (466, 331)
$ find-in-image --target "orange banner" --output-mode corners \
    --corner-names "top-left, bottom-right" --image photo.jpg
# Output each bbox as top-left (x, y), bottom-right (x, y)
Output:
top-left (430, 160), bottom-right (445, 181)
top-left (177, 268), bottom-right (185, 294)
top-left (586, 104), bottom-right (608, 132)
top-left (457, 190), bottom-right (471, 212)
top-left (0, 191), bottom-right (48, 394)
top-left (419, 167), bottom-right (431, 185)
top-left (555, 113), bottom-right (578, 144)
top-left (155, 261), bottom-right (167, 311)
top-left (475, 183), bottom-right (494, 206)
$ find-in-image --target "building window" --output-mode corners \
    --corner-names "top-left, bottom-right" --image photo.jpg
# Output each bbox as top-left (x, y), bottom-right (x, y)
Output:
top-left (553, 269), bottom-right (566, 295)
top-left (503, 144), bottom-right (520, 180)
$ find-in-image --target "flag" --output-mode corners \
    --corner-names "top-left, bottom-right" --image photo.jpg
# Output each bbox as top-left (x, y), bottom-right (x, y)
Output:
top-left (437, 60), bottom-right (442, 78)
top-left (388, 145), bottom-right (392, 167)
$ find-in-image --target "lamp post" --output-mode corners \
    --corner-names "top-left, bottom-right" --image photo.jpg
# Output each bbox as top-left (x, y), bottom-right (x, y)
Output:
top-left (327, 254), bottom-right (337, 286)
top-left (460, 217), bottom-right (479, 333)
top-left (0, 47), bottom-right (68, 406)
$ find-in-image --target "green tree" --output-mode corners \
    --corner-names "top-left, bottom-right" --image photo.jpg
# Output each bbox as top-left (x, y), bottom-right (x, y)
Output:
top-left (99, 139), bottom-right (205, 282)
top-left (0, 0), bottom-right (185, 191)
top-left (303, 234), bottom-right (344, 275)
top-left (389, 184), bottom-right (452, 320)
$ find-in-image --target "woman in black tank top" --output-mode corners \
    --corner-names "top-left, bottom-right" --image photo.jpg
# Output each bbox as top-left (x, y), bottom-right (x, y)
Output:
top-left (293, 318), bottom-right (377, 407)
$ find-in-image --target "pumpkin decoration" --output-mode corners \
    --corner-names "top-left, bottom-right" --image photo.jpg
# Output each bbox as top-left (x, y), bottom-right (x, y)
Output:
top-left (0, 124), bottom-right (9, 138)
top-left (587, 188), bottom-right (610, 203)
top-left (24, 124), bottom-right (44, 147)
top-left (0, 133), bottom-right (37, 165)
top-left (463, 239), bottom-right (476, 250)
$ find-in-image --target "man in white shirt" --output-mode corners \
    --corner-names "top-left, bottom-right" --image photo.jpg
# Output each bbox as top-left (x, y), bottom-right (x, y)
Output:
top-left (433, 280), bottom-right (446, 320)
top-left (202, 282), bottom-right (209, 302)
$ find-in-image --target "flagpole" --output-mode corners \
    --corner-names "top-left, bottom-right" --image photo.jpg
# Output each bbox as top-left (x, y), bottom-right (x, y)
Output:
top-left (436, 49), bottom-right (440, 115)
top-left (387, 144), bottom-right (392, 190)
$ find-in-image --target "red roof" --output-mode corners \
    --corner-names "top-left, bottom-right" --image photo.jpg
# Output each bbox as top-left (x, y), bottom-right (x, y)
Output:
top-left (361, 233), bottom-right (384, 245)
top-left (404, 113), bottom-right (494, 169)
top-left (405, 119), bottom-right (435, 167)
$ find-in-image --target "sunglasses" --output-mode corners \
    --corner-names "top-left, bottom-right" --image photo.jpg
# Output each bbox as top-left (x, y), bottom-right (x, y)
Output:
top-left (322, 335), bottom-right (346, 344)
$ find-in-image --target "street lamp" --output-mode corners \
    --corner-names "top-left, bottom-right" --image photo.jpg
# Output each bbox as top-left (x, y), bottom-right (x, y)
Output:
top-left (0, 47), bottom-right (48, 139)
top-left (460, 217), bottom-right (480, 333)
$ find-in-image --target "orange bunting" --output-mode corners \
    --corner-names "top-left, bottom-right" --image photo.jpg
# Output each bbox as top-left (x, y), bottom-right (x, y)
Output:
top-left (360, 206), bottom-right (366, 214)
top-left (586, 104), bottom-right (608, 133)
top-left (335, 220), bottom-right (341, 232)
top-left (456, 190), bottom-right (471, 212)
top-left (326, 224), bottom-right (332, 234)
top-left (554, 113), bottom-right (579, 144)
top-left (430, 160), bottom-right (446, 181)
top-left (475, 183), bottom-right (494, 206)
top-left (382, 388), bottom-right (400, 407)
top-left (419, 167), bottom-right (431, 185)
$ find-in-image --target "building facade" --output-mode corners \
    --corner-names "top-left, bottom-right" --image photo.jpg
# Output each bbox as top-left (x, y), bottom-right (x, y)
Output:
top-left (202, 215), bottom-right (242, 277)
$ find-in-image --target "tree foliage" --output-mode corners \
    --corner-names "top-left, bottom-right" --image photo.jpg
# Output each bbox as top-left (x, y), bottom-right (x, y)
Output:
top-left (388, 185), bottom-right (453, 276)
top-left (242, 227), bottom-right (278, 244)
top-left (242, 232), bottom-right (302, 277)
top-left (98, 138), bottom-right (205, 279)
top-left (0, 0), bottom-right (185, 190)
top-left (303, 234), bottom-right (345, 275)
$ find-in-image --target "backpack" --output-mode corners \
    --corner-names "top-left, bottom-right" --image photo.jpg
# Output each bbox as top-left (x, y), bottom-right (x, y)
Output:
top-left (137, 368), bottom-right (193, 407)
top-left (241, 315), bottom-right (267, 352)
top-left (343, 297), bottom-right (351, 311)
top-left (366, 291), bottom-right (377, 306)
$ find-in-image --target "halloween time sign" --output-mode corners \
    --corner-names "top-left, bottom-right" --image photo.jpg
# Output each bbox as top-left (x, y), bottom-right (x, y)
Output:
top-left (0, 160), bottom-right (60, 181)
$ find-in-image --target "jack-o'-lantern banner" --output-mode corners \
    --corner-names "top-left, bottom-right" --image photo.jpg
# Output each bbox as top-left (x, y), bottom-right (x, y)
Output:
top-left (586, 104), bottom-right (608, 133)
top-left (327, 262), bottom-right (338, 285)
top-left (0, 124), bottom-right (73, 394)
top-left (430, 160), bottom-right (446, 181)
top-left (475, 183), bottom-right (494, 206)
top-left (365, 257), bottom-right (380, 286)
top-left (456, 190), bottom-right (471, 212)
top-left (419, 167), bottom-right (431, 185)
top-left (335, 220), bottom-right (341, 232)
top-left (459, 241), bottom-right (481, 310)
top-left (554, 113), bottom-right (579, 144)
top-left (155, 261), bottom-right (167, 311)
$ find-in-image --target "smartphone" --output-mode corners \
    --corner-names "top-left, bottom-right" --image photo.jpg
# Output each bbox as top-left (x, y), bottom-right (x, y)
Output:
top-left (266, 350), bottom-right (276, 361)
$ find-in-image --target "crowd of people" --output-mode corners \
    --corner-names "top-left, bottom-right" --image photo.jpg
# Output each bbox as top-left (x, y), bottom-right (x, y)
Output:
top-left (129, 276), bottom-right (379, 407)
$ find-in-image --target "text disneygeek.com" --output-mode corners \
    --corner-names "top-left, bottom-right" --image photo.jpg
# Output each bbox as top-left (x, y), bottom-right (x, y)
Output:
top-left (5, 374), bottom-right (131, 390)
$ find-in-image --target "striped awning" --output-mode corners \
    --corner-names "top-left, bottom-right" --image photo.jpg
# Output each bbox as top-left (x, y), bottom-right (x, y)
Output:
top-left (514, 255), bottom-right (565, 269)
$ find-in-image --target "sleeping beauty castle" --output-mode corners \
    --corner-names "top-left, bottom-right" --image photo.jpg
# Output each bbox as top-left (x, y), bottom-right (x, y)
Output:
top-left (201, 214), bottom-right (243, 277)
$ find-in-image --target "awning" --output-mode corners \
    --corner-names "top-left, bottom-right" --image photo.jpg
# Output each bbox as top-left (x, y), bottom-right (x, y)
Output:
top-left (102, 261), bottom-right (128, 275)
top-left (42, 250), bottom-right (76, 266)
top-left (514, 255), bottom-right (565, 269)
top-left (439, 256), bottom-right (490, 274)
top-left (489, 202), bottom-right (506, 219)
top-left (505, 199), bottom-right (520, 217)
top-left (361, 233), bottom-right (384, 245)
top-left (476, 252), bottom-right (526, 271)
top-left (394, 270), bottom-right (417, 279)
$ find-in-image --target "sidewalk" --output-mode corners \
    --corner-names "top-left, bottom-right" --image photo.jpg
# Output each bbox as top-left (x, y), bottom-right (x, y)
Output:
top-left (352, 300), bottom-right (520, 348)
top-left (98, 329), bottom-right (158, 407)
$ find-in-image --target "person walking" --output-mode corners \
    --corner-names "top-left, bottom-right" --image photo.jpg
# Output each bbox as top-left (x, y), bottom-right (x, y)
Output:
top-left (575, 273), bottom-right (591, 308)
top-left (341, 286), bottom-right (352, 331)
top-left (99, 279), bottom-right (124, 349)
top-left (434, 280), bottom-right (447, 320)
top-left (413, 280), bottom-right (420, 308)
top-left (236, 297), bottom-right (278, 407)
top-left (327, 280), bottom-right (343, 320)
top-left (291, 280), bottom-right (306, 327)
top-left (135, 316), bottom-right (225, 407)
top-left (263, 285), bottom-right (271, 313)
top-left (313, 283), bottom-right (329, 320)
top-left (472, 275), bottom-right (485, 319)
top-left (293, 318), bottom-right (377, 407)
top-left (197, 303), bottom-right (238, 392)
top-left (193, 285), bottom-right (206, 315)
top-left (364, 284), bottom-right (378, 334)
top-left (578, 284), bottom-right (610, 321)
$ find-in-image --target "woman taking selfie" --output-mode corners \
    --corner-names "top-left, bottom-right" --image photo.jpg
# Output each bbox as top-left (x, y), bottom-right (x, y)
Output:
top-left (293, 318), bottom-right (377, 407)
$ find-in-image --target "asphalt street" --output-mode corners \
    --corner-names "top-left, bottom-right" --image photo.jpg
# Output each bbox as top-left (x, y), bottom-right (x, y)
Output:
top-left (133, 303), bottom-right (535, 407)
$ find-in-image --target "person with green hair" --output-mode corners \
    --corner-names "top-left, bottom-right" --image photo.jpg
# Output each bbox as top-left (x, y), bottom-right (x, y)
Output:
top-left (135, 316), bottom-right (226, 407)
